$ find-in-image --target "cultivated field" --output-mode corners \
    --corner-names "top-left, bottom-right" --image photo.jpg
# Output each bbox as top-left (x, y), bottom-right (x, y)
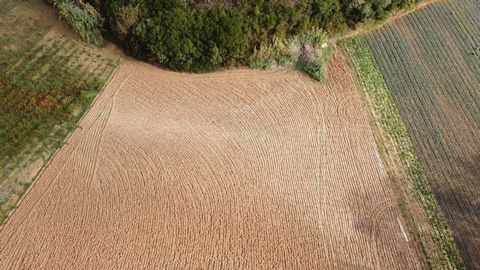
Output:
top-left (0, 52), bottom-right (421, 269)
top-left (0, 0), bottom-right (119, 223)
top-left (365, 0), bottom-right (480, 268)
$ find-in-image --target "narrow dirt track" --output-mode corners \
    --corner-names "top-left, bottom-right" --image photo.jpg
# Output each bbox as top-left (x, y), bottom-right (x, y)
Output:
top-left (0, 51), bottom-right (420, 269)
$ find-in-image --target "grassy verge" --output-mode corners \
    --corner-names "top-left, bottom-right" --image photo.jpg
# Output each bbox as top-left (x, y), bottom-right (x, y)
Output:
top-left (340, 37), bottom-right (464, 269)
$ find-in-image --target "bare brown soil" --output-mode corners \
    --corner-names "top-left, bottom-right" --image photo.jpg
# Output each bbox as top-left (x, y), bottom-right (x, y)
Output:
top-left (0, 51), bottom-right (421, 269)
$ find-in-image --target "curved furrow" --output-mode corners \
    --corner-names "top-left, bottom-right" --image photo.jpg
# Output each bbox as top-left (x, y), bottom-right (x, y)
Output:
top-left (0, 51), bottom-right (421, 269)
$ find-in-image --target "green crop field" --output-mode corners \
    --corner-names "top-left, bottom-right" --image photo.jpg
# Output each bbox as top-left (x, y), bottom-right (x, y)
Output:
top-left (0, 0), bottom-right (119, 224)
top-left (342, 37), bottom-right (464, 270)
top-left (363, 0), bottom-right (480, 268)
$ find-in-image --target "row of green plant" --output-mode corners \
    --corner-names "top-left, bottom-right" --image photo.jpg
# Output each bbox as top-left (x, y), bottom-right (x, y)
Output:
top-left (44, 0), bottom-right (420, 73)
top-left (366, 4), bottom-right (480, 267)
top-left (340, 37), bottom-right (464, 269)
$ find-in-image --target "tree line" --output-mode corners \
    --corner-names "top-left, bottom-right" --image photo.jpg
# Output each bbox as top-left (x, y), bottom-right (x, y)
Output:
top-left (48, 0), bottom-right (419, 72)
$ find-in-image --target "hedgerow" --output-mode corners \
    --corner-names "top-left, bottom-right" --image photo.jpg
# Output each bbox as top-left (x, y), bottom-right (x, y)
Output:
top-left (45, 0), bottom-right (420, 72)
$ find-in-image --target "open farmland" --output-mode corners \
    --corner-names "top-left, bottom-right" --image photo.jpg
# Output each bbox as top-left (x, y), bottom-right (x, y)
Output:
top-left (0, 0), bottom-right (119, 223)
top-left (0, 51), bottom-right (422, 269)
top-left (364, 0), bottom-right (480, 268)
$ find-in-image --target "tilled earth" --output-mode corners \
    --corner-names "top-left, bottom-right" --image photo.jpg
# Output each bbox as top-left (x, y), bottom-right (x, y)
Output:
top-left (0, 51), bottom-right (421, 269)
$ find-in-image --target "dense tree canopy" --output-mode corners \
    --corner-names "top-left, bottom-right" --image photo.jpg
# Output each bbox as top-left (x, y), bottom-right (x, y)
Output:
top-left (51, 0), bottom-right (419, 71)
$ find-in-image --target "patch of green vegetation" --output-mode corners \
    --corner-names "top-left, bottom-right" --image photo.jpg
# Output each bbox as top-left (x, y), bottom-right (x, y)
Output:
top-left (0, 200), bottom-right (7, 225)
top-left (51, 0), bottom-right (104, 46)
top-left (340, 36), bottom-right (464, 270)
top-left (45, 0), bottom-right (420, 72)
top-left (248, 28), bottom-right (332, 81)
top-left (0, 39), bottom-right (114, 169)
top-left (298, 61), bottom-right (326, 81)
top-left (0, 0), bottom-right (119, 225)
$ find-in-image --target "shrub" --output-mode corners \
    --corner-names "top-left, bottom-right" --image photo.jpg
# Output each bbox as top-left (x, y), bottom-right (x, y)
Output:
top-left (54, 0), bottom-right (104, 46)
top-left (247, 27), bottom-right (331, 80)
top-left (299, 60), bottom-right (326, 81)
top-left (298, 28), bottom-right (331, 80)
top-left (111, 4), bottom-right (139, 41)
top-left (248, 42), bottom-right (276, 69)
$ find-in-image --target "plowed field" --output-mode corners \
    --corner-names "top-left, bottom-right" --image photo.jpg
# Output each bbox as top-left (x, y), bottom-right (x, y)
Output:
top-left (0, 52), bottom-right (421, 269)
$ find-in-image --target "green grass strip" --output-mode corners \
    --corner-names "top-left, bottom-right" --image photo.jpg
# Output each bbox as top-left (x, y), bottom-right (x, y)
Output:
top-left (340, 36), bottom-right (464, 270)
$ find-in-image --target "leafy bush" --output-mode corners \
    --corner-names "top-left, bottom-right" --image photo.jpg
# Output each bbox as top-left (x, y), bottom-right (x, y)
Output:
top-left (300, 60), bottom-right (326, 81)
top-left (54, 0), bottom-right (104, 46)
top-left (111, 4), bottom-right (139, 41)
top-left (126, 3), bottom-right (247, 72)
top-left (248, 37), bottom-right (287, 69)
top-left (249, 47), bottom-right (274, 70)
top-left (247, 27), bottom-right (331, 81)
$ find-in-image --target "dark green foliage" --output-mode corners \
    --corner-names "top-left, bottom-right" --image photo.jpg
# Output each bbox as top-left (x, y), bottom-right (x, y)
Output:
top-left (341, 0), bottom-right (417, 26)
top-left (311, 0), bottom-right (344, 32)
top-left (48, 0), bottom-right (421, 71)
top-left (110, 4), bottom-right (139, 41)
top-left (126, 3), bottom-right (247, 71)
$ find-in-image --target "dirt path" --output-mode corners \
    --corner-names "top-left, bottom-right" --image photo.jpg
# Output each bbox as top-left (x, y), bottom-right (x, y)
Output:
top-left (0, 51), bottom-right (421, 269)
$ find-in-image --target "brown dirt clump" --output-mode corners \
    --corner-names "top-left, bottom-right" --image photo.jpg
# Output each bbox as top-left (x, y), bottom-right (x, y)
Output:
top-left (0, 51), bottom-right (421, 269)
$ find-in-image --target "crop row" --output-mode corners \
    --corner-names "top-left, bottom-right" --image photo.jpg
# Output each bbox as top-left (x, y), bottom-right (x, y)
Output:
top-left (364, 0), bottom-right (480, 268)
top-left (341, 37), bottom-right (464, 270)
